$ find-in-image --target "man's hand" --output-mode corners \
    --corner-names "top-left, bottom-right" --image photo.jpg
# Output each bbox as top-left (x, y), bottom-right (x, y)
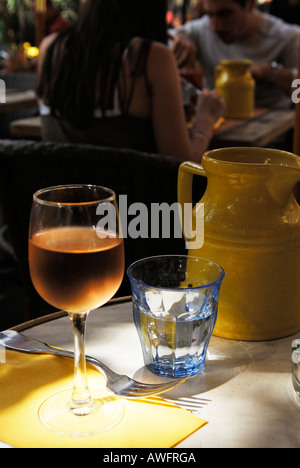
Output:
top-left (251, 62), bottom-right (296, 95)
top-left (250, 63), bottom-right (273, 82)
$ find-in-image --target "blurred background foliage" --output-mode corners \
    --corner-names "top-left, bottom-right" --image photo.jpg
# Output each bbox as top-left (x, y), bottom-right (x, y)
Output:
top-left (4, 0), bottom-right (79, 19)
top-left (0, 0), bottom-right (79, 44)
top-left (0, 0), bottom-right (271, 47)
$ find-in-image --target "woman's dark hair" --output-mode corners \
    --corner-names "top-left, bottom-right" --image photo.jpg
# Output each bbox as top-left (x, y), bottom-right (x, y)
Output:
top-left (37, 0), bottom-right (168, 128)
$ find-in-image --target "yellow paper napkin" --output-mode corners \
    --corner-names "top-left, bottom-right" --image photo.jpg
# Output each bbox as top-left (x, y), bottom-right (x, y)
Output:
top-left (0, 351), bottom-right (207, 448)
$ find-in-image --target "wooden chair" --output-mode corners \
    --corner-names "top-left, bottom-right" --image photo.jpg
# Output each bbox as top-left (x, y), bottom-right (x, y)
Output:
top-left (0, 140), bottom-right (206, 322)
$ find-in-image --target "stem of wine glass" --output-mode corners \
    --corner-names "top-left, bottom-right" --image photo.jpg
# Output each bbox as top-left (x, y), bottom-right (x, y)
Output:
top-left (68, 311), bottom-right (95, 416)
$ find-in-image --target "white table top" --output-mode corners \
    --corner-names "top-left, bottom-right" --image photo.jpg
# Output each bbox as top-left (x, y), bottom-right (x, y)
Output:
top-left (5, 299), bottom-right (300, 448)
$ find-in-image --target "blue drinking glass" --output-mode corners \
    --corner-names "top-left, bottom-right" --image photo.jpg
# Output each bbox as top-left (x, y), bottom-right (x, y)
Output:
top-left (127, 255), bottom-right (224, 378)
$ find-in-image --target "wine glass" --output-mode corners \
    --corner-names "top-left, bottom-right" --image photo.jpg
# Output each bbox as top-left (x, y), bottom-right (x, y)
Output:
top-left (28, 185), bottom-right (125, 436)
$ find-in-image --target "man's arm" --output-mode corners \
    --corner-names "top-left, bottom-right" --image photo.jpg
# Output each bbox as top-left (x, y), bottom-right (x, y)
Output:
top-left (250, 62), bottom-right (297, 95)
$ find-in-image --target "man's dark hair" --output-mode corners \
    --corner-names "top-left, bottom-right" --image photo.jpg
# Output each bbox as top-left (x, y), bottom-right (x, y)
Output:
top-left (206, 0), bottom-right (251, 8)
top-left (233, 0), bottom-right (249, 7)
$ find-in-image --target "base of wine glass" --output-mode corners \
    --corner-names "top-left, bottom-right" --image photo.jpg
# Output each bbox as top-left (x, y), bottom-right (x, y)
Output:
top-left (38, 389), bottom-right (125, 437)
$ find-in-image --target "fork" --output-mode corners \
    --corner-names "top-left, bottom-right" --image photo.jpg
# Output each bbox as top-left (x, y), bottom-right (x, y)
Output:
top-left (0, 330), bottom-right (187, 399)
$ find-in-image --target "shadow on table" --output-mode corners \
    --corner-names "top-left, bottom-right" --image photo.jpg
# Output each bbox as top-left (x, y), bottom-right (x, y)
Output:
top-left (132, 335), bottom-right (292, 399)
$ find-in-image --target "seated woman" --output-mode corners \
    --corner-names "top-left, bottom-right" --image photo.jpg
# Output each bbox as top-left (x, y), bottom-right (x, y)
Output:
top-left (37, 0), bottom-right (223, 162)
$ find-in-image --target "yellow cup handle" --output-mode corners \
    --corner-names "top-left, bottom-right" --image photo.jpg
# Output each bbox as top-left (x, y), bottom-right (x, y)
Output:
top-left (177, 161), bottom-right (207, 247)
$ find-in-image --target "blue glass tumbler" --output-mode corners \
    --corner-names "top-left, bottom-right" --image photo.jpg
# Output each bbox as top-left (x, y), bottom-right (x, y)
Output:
top-left (127, 255), bottom-right (224, 378)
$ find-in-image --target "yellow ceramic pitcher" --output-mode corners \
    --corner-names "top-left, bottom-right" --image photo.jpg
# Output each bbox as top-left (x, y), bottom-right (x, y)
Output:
top-left (216, 59), bottom-right (255, 119)
top-left (178, 147), bottom-right (300, 341)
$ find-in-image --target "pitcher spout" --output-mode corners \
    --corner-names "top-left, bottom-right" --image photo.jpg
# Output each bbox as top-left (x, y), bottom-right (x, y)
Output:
top-left (266, 165), bottom-right (300, 206)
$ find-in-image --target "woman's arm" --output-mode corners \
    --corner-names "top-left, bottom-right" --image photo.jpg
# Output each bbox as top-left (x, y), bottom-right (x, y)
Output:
top-left (147, 43), bottom-right (223, 162)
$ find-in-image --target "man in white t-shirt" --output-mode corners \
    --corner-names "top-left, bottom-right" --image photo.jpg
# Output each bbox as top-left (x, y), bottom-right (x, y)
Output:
top-left (173, 0), bottom-right (300, 108)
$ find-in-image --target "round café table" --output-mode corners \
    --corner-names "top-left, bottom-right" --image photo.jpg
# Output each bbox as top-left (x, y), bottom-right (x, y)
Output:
top-left (1, 297), bottom-right (300, 448)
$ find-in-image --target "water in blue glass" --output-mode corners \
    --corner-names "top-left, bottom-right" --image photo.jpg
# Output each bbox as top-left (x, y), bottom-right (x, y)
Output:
top-left (128, 255), bottom-right (224, 378)
top-left (133, 294), bottom-right (217, 377)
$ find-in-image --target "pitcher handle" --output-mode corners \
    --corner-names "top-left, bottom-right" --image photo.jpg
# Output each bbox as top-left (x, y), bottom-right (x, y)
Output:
top-left (178, 161), bottom-right (207, 249)
top-left (178, 161), bottom-right (206, 208)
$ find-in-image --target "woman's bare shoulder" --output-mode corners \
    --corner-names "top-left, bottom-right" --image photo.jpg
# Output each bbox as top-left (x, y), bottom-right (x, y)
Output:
top-left (146, 40), bottom-right (178, 82)
top-left (124, 37), bottom-right (176, 83)
top-left (38, 33), bottom-right (58, 70)
top-left (40, 33), bottom-right (58, 54)
top-left (130, 36), bottom-right (173, 59)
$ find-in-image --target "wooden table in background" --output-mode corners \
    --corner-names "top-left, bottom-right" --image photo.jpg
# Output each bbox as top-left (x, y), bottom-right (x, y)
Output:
top-left (8, 107), bottom-right (296, 148)
top-left (0, 90), bottom-right (37, 113)
top-left (211, 108), bottom-right (295, 148)
top-left (10, 115), bottom-right (41, 139)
